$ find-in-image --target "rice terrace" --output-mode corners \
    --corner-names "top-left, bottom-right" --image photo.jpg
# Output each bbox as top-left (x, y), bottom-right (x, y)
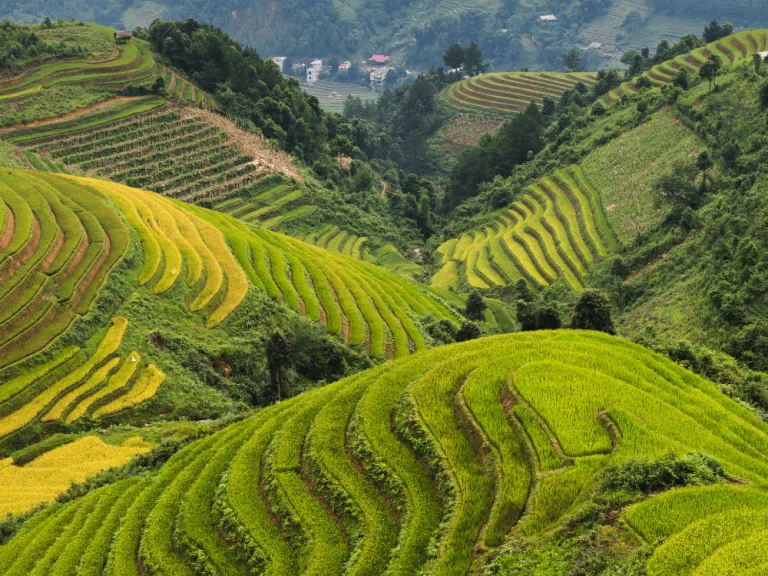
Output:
top-left (1, 11), bottom-right (768, 576)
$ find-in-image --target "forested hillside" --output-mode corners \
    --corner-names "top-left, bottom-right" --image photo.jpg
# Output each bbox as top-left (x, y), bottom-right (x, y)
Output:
top-left (3, 0), bottom-right (768, 69)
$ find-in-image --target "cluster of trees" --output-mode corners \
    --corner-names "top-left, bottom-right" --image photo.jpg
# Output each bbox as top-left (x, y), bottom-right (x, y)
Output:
top-left (0, 18), bottom-right (89, 70)
top-left (144, 19), bottom-right (326, 161)
top-left (442, 42), bottom-right (488, 76)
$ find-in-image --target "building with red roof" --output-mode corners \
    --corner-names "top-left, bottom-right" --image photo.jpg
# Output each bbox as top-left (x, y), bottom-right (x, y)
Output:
top-left (368, 54), bottom-right (391, 66)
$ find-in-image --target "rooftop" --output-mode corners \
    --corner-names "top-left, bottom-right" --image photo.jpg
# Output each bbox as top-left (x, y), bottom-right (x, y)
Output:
top-left (369, 54), bottom-right (391, 63)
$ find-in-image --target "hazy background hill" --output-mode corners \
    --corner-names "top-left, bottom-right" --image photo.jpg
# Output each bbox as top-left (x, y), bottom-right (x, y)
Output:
top-left (2, 0), bottom-right (767, 68)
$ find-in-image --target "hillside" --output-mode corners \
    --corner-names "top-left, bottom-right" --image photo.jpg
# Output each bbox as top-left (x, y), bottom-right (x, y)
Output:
top-left (0, 166), bottom-right (463, 506)
top-left (2, 331), bottom-right (768, 573)
top-left (604, 29), bottom-right (768, 103)
top-left (3, 0), bottom-right (767, 71)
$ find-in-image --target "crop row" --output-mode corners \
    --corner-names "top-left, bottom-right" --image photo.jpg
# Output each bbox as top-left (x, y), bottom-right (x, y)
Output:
top-left (0, 171), bottom-right (131, 369)
top-left (4, 171), bottom-right (458, 359)
top-left (0, 315), bottom-right (167, 439)
top-left (200, 207), bottom-right (459, 357)
top-left (214, 181), bottom-right (315, 231)
top-left (433, 165), bottom-right (617, 291)
top-left (19, 108), bottom-right (264, 202)
top-left (445, 72), bottom-right (598, 115)
top-left (4, 331), bottom-right (768, 573)
top-left (604, 29), bottom-right (768, 104)
top-left (301, 226), bottom-right (369, 260)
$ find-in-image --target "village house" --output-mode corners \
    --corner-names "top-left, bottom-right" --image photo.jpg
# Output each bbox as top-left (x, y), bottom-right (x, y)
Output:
top-left (370, 67), bottom-right (390, 91)
top-left (307, 59), bottom-right (323, 85)
top-left (539, 14), bottom-right (557, 21)
top-left (368, 54), bottom-right (391, 67)
top-left (271, 57), bottom-right (287, 72)
top-left (114, 30), bottom-right (132, 44)
top-left (338, 61), bottom-right (352, 72)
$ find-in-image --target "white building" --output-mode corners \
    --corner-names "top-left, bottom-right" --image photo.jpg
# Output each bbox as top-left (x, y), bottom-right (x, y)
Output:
top-left (539, 14), bottom-right (557, 21)
top-left (271, 57), bottom-right (287, 72)
top-left (307, 59), bottom-right (323, 85)
top-left (370, 67), bottom-right (390, 90)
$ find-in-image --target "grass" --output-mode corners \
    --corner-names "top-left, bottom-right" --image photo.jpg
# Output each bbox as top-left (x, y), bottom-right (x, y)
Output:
top-left (4, 331), bottom-right (768, 573)
top-left (580, 107), bottom-right (702, 245)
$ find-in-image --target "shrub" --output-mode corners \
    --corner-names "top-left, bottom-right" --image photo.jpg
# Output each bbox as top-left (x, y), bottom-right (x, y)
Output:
top-left (455, 321), bottom-right (481, 342)
top-left (599, 452), bottom-right (724, 495)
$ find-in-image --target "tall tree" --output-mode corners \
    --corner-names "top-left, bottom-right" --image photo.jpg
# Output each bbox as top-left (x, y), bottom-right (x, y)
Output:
top-left (560, 48), bottom-right (583, 72)
top-left (571, 290), bottom-right (615, 334)
top-left (443, 43), bottom-right (465, 69)
top-left (465, 290), bottom-right (488, 321)
top-left (463, 43), bottom-right (488, 77)
top-left (699, 55), bottom-right (722, 91)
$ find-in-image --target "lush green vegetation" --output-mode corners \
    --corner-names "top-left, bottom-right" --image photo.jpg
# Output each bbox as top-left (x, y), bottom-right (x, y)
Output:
top-left (3, 330), bottom-right (768, 573)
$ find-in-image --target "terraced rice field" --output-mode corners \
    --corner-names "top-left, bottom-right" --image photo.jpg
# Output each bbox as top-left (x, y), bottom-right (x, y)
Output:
top-left (444, 72), bottom-right (598, 115)
top-left (4, 330), bottom-right (768, 574)
top-left (0, 434), bottom-right (151, 516)
top-left (300, 226), bottom-right (423, 277)
top-left (302, 79), bottom-right (379, 113)
top-left (0, 171), bottom-right (132, 368)
top-left (213, 180), bottom-right (314, 231)
top-left (0, 170), bottom-right (458, 367)
top-left (16, 108), bottom-right (274, 203)
top-left (0, 32), bottom-right (155, 99)
top-left (433, 165), bottom-right (617, 291)
top-left (604, 29), bottom-right (768, 104)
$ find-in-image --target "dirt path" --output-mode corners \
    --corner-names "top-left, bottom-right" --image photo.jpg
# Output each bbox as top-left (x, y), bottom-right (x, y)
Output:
top-left (181, 107), bottom-right (303, 183)
top-left (380, 180), bottom-right (388, 198)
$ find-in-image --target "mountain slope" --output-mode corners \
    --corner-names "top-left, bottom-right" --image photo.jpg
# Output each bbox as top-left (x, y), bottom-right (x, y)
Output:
top-left (2, 330), bottom-right (767, 573)
top-left (0, 169), bottom-right (462, 476)
top-left (3, 0), bottom-right (767, 69)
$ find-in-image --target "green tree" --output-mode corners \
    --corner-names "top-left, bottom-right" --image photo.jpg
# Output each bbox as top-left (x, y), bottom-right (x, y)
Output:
top-left (463, 43), bottom-right (488, 77)
top-left (760, 81), bottom-right (768, 110)
top-left (699, 55), bottom-right (722, 91)
top-left (635, 76), bottom-right (652, 90)
top-left (266, 331), bottom-right (290, 401)
top-left (443, 43), bottom-right (465, 69)
top-left (560, 48), bottom-right (583, 72)
top-left (703, 19), bottom-right (733, 43)
top-left (151, 76), bottom-right (166, 94)
top-left (697, 151), bottom-right (714, 190)
top-left (754, 53), bottom-right (763, 75)
top-left (652, 161), bottom-right (702, 209)
top-left (571, 290), bottom-right (615, 334)
top-left (465, 290), bottom-right (488, 321)
top-left (456, 322), bottom-right (481, 342)
top-left (354, 165), bottom-right (374, 191)
top-left (673, 68), bottom-right (689, 90)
